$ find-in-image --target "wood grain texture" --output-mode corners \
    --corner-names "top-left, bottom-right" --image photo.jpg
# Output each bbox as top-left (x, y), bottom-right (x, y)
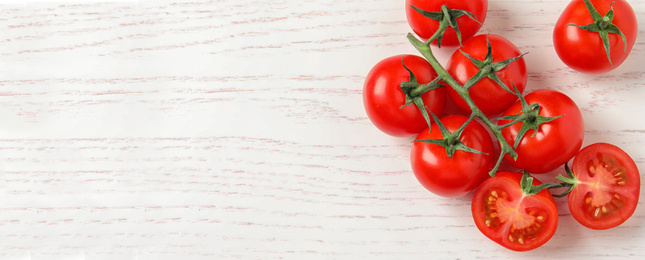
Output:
top-left (1, 0), bottom-right (644, 259)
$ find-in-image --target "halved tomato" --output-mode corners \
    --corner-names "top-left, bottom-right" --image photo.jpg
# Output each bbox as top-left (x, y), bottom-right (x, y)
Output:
top-left (472, 172), bottom-right (558, 251)
top-left (566, 143), bottom-right (640, 230)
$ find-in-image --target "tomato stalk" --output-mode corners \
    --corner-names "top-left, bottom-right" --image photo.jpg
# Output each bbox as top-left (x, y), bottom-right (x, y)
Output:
top-left (407, 31), bottom-right (517, 176)
top-left (550, 163), bottom-right (579, 198)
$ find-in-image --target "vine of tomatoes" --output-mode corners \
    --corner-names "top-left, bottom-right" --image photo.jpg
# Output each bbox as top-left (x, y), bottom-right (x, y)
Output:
top-left (362, 0), bottom-right (640, 252)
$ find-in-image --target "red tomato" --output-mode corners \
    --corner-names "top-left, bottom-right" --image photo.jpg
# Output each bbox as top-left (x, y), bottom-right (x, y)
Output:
top-left (553, 0), bottom-right (638, 73)
top-left (406, 0), bottom-right (488, 46)
top-left (446, 34), bottom-right (527, 116)
top-left (499, 89), bottom-right (584, 173)
top-left (410, 115), bottom-right (494, 197)
top-left (568, 143), bottom-right (640, 230)
top-left (363, 55), bottom-right (446, 137)
top-left (472, 172), bottom-right (558, 251)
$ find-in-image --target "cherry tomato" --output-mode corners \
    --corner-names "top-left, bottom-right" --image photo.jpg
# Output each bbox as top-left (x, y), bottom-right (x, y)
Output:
top-left (553, 0), bottom-right (638, 73)
top-left (446, 34), bottom-right (527, 116)
top-left (499, 89), bottom-right (584, 173)
top-left (472, 172), bottom-right (558, 251)
top-left (410, 114), bottom-right (494, 197)
top-left (406, 0), bottom-right (488, 46)
top-left (363, 55), bottom-right (446, 137)
top-left (568, 143), bottom-right (640, 230)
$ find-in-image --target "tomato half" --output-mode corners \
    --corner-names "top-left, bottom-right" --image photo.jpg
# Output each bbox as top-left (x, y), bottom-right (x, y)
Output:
top-left (472, 172), bottom-right (558, 251)
top-left (406, 0), bottom-right (488, 46)
top-left (363, 55), bottom-right (446, 137)
top-left (568, 143), bottom-right (640, 230)
top-left (553, 0), bottom-right (638, 73)
top-left (411, 115), bottom-right (494, 197)
top-left (446, 34), bottom-right (527, 116)
top-left (499, 89), bottom-right (584, 173)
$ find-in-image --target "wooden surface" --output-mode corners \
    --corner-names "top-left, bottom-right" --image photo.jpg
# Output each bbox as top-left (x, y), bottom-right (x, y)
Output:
top-left (1, 0), bottom-right (644, 259)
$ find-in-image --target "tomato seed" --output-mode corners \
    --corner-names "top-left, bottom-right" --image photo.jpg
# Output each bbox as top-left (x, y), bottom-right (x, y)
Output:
top-left (615, 170), bottom-right (624, 177)
top-left (594, 207), bottom-right (601, 218)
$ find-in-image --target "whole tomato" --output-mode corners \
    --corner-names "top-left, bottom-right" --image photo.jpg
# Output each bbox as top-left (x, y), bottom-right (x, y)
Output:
top-left (411, 114), bottom-right (495, 197)
top-left (406, 0), bottom-right (488, 46)
top-left (446, 34), bottom-right (527, 116)
top-left (363, 55), bottom-right (446, 137)
top-left (553, 0), bottom-right (638, 73)
top-left (499, 89), bottom-right (584, 173)
top-left (472, 172), bottom-right (558, 251)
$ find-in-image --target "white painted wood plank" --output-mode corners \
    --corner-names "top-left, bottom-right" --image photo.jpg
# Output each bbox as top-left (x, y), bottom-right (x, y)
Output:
top-left (0, 0), bottom-right (644, 259)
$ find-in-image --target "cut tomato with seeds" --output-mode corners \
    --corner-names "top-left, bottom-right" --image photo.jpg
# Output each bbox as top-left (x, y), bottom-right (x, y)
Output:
top-left (472, 172), bottom-right (558, 251)
top-left (568, 143), bottom-right (640, 230)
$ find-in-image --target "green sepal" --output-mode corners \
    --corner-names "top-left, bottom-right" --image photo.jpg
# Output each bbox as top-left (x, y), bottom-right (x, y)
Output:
top-left (459, 35), bottom-right (527, 94)
top-left (496, 84), bottom-right (565, 149)
top-left (414, 113), bottom-right (488, 158)
top-left (399, 59), bottom-right (444, 130)
top-left (520, 171), bottom-right (563, 196)
top-left (566, 0), bottom-right (629, 67)
top-left (409, 4), bottom-right (481, 47)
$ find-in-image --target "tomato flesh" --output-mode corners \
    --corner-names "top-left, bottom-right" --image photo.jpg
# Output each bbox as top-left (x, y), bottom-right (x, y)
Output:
top-left (569, 143), bottom-right (640, 230)
top-left (472, 172), bottom-right (558, 251)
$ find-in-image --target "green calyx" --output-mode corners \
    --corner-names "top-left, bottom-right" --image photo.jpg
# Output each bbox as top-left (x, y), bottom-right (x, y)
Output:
top-left (520, 170), bottom-right (563, 196)
top-left (414, 113), bottom-right (487, 159)
top-left (410, 4), bottom-right (481, 47)
top-left (399, 59), bottom-right (445, 130)
top-left (567, 0), bottom-right (628, 67)
top-left (460, 35), bottom-right (527, 92)
top-left (496, 85), bottom-right (564, 149)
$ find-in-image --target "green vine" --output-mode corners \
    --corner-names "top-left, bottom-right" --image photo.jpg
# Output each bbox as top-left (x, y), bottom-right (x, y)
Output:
top-left (402, 4), bottom-right (564, 176)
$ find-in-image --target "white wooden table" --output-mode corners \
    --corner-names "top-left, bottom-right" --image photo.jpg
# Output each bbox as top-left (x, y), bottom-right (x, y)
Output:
top-left (1, 0), bottom-right (644, 259)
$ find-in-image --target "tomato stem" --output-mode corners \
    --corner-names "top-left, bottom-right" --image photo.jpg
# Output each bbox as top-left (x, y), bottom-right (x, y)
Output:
top-left (407, 31), bottom-right (518, 176)
top-left (551, 163), bottom-right (579, 198)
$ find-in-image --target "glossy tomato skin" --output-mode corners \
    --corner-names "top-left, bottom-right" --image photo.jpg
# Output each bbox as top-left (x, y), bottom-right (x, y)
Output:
top-left (411, 115), bottom-right (495, 197)
top-left (499, 89), bottom-right (584, 173)
top-left (446, 34), bottom-right (527, 116)
top-left (363, 55), bottom-right (446, 137)
top-left (406, 0), bottom-right (488, 46)
top-left (553, 0), bottom-right (638, 73)
top-left (472, 172), bottom-right (558, 251)
top-left (569, 143), bottom-right (640, 230)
